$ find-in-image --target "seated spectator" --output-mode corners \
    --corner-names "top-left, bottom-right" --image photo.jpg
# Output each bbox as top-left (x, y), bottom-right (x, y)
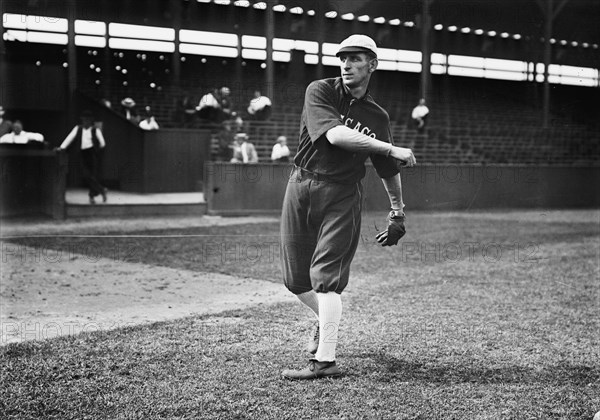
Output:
top-left (197, 88), bottom-right (221, 122)
top-left (100, 98), bottom-right (112, 109)
top-left (271, 135), bottom-right (290, 163)
top-left (139, 107), bottom-right (160, 131)
top-left (0, 106), bottom-right (13, 137)
top-left (230, 133), bottom-right (258, 163)
top-left (234, 115), bottom-right (245, 133)
top-left (247, 90), bottom-right (272, 120)
top-left (216, 120), bottom-right (235, 161)
top-left (179, 93), bottom-right (196, 127)
top-left (217, 86), bottom-right (235, 120)
top-left (0, 120), bottom-right (44, 144)
top-left (229, 136), bottom-right (242, 163)
top-left (198, 86), bottom-right (237, 123)
top-left (411, 98), bottom-right (429, 132)
top-left (121, 97), bottom-right (139, 123)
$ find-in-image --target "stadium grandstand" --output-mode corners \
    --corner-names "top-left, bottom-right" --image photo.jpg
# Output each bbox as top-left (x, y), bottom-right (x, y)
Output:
top-left (1, 0), bottom-right (599, 217)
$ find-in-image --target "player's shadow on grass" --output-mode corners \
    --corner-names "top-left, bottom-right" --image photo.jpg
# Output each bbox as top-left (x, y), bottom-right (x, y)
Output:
top-left (347, 352), bottom-right (598, 385)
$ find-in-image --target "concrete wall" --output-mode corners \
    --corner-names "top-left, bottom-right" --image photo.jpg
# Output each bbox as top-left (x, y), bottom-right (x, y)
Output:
top-left (1, 147), bottom-right (68, 219)
top-left (205, 162), bottom-right (600, 215)
top-left (69, 95), bottom-right (212, 193)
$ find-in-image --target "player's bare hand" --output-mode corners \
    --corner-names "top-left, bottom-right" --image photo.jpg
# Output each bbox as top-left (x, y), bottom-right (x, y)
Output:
top-left (390, 146), bottom-right (416, 167)
top-left (375, 212), bottom-right (406, 246)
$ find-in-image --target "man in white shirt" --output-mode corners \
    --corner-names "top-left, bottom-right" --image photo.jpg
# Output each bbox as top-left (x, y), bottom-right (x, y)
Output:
top-left (58, 110), bottom-right (107, 204)
top-left (271, 135), bottom-right (290, 163)
top-left (247, 90), bottom-right (272, 121)
top-left (121, 97), bottom-right (138, 123)
top-left (231, 133), bottom-right (258, 163)
top-left (197, 89), bottom-right (221, 122)
top-left (139, 116), bottom-right (159, 131)
top-left (240, 134), bottom-right (259, 163)
top-left (411, 98), bottom-right (429, 132)
top-left (139, 107), bottom-right (160, 131)
top-left (0, 120), bottom-right (44, 144)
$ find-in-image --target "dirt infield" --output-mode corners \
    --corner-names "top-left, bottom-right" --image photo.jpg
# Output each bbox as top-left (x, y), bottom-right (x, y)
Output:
top-left (2, 209), bottom-right (597, 346)
top-left (0, 214), bottom-right (278, 237)
top-left (2, 210), bottom-right (599, 419)
top-left (1, 215), bottom-right (294, 345)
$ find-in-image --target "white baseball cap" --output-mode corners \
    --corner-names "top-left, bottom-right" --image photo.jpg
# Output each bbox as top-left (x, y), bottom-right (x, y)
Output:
top-left (336, 34), bottom-right (378, 58)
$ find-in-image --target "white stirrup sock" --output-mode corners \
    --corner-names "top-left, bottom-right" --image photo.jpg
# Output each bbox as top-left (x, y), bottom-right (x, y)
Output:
top-left (296, 290), bottom-right (319, 319)
top-left (314, 292), bottom-right (342, 362)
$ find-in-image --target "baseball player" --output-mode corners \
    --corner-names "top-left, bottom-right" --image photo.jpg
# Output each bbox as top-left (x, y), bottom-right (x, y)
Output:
top-left (280, 34), bottom-right (416, 380)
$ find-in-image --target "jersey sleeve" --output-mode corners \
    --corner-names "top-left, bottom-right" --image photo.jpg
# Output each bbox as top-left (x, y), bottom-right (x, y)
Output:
top-left (370, 124), bottom-right (400, 179)
top-left (303, 80), bottom-right (343, 142)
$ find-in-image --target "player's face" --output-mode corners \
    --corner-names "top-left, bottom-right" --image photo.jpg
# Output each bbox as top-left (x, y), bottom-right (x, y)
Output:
top-left (339, 53), bottom-right (377, 88)
top-left (81, 117), bottom-right (93, 128)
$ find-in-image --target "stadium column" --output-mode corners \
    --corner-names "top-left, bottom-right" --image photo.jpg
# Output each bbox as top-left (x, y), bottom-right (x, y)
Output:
top-left (102, 1), bottom-right (112, 101)
top-left (419, 0), bottom-right (432, 101)
top-left (67, 0), bottom-right (78, 124)
top-left (0, 0), bottom-right (6, 104)
top-left (265, 1), bottom-right (275, 102)
top-left (171, 0), bottom-right (182, 91)
top-left (542, 0), bottom-right (553, 129)
top-left (540, 0), bottom-right (568, 129)
top-left (315, 1), bottom-right (325, 80)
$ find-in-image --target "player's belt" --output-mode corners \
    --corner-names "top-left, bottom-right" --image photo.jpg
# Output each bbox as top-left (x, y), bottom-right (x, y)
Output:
top-left (292, 165), bottom-right (354, 184)
top-left (292, 165), bottom-right (332, 183)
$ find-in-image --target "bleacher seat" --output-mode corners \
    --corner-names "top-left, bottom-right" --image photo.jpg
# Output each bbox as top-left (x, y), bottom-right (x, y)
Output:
top-left (79, 71), bottom-right (600, 166)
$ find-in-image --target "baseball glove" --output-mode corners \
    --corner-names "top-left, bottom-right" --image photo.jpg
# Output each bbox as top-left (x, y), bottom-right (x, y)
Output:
top-left (375, 211), bottom-right (406, 246)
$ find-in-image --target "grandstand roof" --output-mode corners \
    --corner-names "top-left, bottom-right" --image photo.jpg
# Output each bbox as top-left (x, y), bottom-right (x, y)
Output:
top-left (2, 0), bottom-right (598, 46)
top-left (279, 0), bottom-right (599, 46)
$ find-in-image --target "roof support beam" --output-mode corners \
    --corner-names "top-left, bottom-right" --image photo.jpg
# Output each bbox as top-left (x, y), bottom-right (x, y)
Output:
top-left (66, 0), bottom-right (78, 124)
top-left (315, 0), bottom-right (325, 79)
top-left (553, 0), bottom-right (570, 19)
top-left (0, 0), bottom-right (7, 107)
top-left (541, 0), bottom-right (555, 129)
top-left (171, 0), bottom-right (182, 94)
top-left (265, 0), bottom-right (275, 102)
top-left (419, 0), bottom-right (433, 101)
top-left (539, 0), bottom-right (569, 129)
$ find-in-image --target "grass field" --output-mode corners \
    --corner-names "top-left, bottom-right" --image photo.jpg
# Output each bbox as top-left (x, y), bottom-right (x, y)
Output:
top-left (1, 210), bottom-right (599, 419)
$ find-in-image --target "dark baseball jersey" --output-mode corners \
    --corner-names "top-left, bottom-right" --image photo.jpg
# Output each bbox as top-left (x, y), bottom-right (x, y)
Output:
top-left (281, 77), bottom-right (399, 295)
top-left (294, 77), bottom-right (400, 183)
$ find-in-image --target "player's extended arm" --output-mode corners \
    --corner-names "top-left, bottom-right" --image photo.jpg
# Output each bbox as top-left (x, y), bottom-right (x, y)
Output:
top-left (58, 126), bottom-right (78, 150)
top-left (376, 174), bottom-right (407, 247)
top-left (382, 174), bottom-right (404, 211)
top-left (95, 128), bottom-right (107, 148)
top-left (26, 132), bottom-right (45, 142)
top-left (326, 125), bottom-right (416, 166)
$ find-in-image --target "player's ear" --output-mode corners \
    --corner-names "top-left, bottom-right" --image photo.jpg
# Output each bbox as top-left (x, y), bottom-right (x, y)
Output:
top-left (369, 57), bottom-right (378, 72)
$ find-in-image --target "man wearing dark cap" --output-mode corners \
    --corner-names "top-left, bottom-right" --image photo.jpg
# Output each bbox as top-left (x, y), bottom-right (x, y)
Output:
top-left (58, 110), bottom-right (108, 204)
top-left (280, 34), bottom-right (416, 380)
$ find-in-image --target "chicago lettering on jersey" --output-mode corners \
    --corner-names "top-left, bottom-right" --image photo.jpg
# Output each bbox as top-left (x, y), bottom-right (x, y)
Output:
top-left (340, 114), bottom-right (377, 138)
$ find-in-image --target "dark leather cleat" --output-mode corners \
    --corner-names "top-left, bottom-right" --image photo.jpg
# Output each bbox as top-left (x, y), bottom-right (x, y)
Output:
top-left (307, 324), bottom-right (319, 354)
top-left (282, 359), bottom-right (341, 380)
